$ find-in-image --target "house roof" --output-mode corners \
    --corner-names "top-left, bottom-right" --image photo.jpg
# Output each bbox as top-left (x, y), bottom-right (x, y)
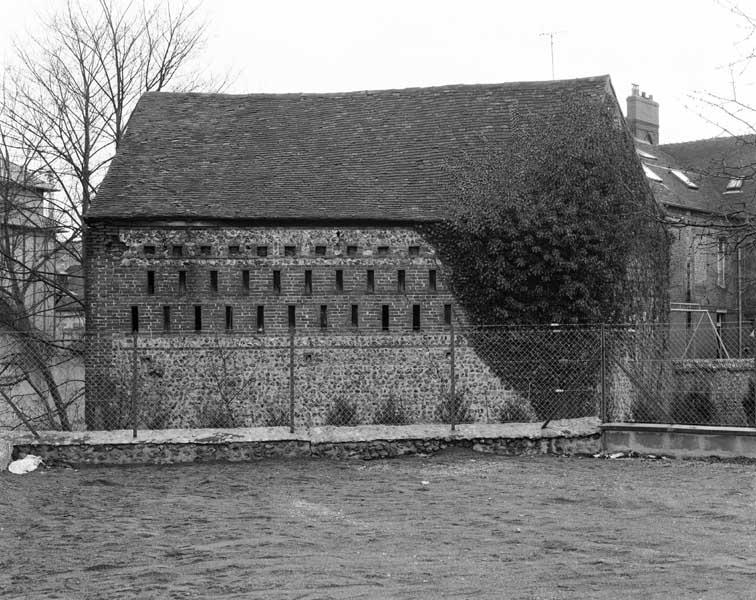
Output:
top-left (0, 159), bottom-right (56, 192)
top-left (87, 75), bottom-right (616, 222)
top-left (639, 136), bottom-right (756, 216)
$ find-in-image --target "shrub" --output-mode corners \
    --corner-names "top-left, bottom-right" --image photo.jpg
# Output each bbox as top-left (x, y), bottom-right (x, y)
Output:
top-left (265, 406), bottom-right (290, 427)
top-left (742, 378), bottom-right (755, 427)
top-left (193, 400), bottom-right (239, 428)
top-left (497, 400), bottom-right (536, 423)
top-left (670, 391), bottom-right (713, 425)
top-left (373, 394), bottom-right (410, 425)
top-left (435, 387), bottom-right (473, 424)
top-left (325, 397), bottom-right (359, 426)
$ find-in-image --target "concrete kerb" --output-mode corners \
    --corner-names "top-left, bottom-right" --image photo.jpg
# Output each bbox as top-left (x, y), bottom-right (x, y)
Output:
top-left (5, 418), bottom-right (602, 468)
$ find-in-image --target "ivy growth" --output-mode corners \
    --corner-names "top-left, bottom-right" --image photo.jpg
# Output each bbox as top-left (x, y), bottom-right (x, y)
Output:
top-left (425, 98), bottom-right (669, 325)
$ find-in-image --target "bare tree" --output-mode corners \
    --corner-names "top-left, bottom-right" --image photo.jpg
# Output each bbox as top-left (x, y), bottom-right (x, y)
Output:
top-left (0, 0), bottom-right (221, 431)
top-left (0, 87), bottom-right (80, 431)
top-left (6, 0), bottom-right (218, 255)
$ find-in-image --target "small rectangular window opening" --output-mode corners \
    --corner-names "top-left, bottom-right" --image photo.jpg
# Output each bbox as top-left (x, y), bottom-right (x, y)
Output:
top-left (225, 306), bottom-right (234, 330)
top-left (200, 245), bottom-right (211, 256)
top-left (256, 305), bottom-right (265, 332)
top-left (178, 270), bottom-right (187, 294)
top-left (194, 305), bottom-right (202, 331)
top-left (210, 270), bottom-right (218, 292)
top-left (335, 269), bottom-right (344, 292)
top-left (242, 270), bottom-right (250, 291)
top-left (397, 269), bottom-right (406, 292)
top-left (163, 306), bottom-right (171, 332)
top-left (351, 304), bottom-right (359, 328)
top-left (377, 246), bottom-right (389, 256)
top-left (429, 269), bottom-right (437, 291)
top-left (320, 305), bottom-right (328, 329)
top-left (347, 245), bottom-right (358, 257)
top-left (257, 246), bottom-right (268, 257)
top-left (315, 245), bottom-right (326, 256)
top-left (284, 246), bottom-right (296, 257)
top-left (367, 269), bottom-right (375, 293)
top-left (288, 305), bottom-right (296, 329)
top-left (381, 305), bottom-right (390, 331)
top-left (273, 270), bottom-right (281, 294)
top-left (228, 245), bottom-right (240, 255)
top-left (147, 271), bottom-right (155, 295)
top-left (412, 304), bottom-right (421, 331)
top-left (172, 245), bottom-right (183, 258)
top-left (144, 245), bottom-right (156, 255)
top-left (130, 306), bottom-right (139, 333)
top-left (305, 270), bottom-right (312, 295)
top-left (444, 304), bottom-right (452, 326)
top-left (408, 246), bottom-right (420, 257)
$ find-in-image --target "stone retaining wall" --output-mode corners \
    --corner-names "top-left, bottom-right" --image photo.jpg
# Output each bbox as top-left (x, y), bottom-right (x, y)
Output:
top-left (8, 420), bottom-right (602, 466)
top-left (13, 434), bottom-right (601, 466)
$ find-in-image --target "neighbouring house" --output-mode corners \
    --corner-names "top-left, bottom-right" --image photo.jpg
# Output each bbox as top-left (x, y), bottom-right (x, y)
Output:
top-left (1, 159), bottom-right (85, 431)
top-left (627, 85), bottom-right (756, 357)
top-left (53, 240), bottom-right (85, 340)
top-left (0, 158), bottom-right (57, 335)
top-left (83, 75), bottom-right (663, 430)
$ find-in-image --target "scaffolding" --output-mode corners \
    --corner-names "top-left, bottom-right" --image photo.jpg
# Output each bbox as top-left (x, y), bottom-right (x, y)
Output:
top-left (670, 302), bottom-right (731, 359)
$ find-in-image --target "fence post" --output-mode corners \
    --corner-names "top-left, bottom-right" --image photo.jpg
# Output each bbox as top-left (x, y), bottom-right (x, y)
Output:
top-left (289, 330), bottom-right (295, 433)
top-left (600, 324), bottom-right (607, 423)
top-left (752, 350), bottom-right (756, 428)
top-left (450, 322), bottom-right (456, 432)
top-left (130, 333), bottom-right (138, 438)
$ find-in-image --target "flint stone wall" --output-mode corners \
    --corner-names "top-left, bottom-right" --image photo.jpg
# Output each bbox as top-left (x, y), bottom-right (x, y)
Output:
top-left (100, 332), bottom-right (534, 429)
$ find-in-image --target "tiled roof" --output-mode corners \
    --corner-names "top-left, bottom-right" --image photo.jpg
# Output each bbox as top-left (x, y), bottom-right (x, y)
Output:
top-left (638, 136), bottom-right (756, 215)
top-left (88, 76), bottom-right (614, 221)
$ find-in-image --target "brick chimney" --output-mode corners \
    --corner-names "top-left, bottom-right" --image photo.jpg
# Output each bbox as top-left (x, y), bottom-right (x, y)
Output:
top-left (626, 84), bottom-right (659, 145)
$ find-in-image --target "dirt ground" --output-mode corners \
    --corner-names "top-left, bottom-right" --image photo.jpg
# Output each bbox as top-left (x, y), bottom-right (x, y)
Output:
top-left (1, 450), bottom-right (755, 599)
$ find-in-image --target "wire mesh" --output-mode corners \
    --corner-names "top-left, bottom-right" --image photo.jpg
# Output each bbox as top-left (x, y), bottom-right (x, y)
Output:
top-left (0, 331), bottom-right (84, 433)
top-left (4, 322), bottom-right (756, 434)
top-left (605, 324), bottom-right (756, 427)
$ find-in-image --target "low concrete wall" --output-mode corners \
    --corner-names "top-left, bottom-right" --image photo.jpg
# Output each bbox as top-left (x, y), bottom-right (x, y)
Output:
top-left (3, 418), bottom-right (600, 468)
top-left (602, 423), bottom-right (756, 459)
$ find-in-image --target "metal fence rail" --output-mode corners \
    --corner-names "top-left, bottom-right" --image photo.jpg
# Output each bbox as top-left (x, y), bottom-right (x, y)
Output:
top-left (2, 323), bottom-right (756, 434)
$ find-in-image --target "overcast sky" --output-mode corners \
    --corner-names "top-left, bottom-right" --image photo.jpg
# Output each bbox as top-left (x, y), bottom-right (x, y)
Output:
top-left (2, 0), bottom-right (755, 143)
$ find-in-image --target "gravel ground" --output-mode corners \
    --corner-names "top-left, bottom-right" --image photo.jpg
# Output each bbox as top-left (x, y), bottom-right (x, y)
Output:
top-left (1, 450), bottom-right (755, 599)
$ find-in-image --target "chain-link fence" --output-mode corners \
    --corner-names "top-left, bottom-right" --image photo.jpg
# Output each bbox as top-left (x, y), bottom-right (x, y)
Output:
top-left (3, 323), bottom-right (756, 434)
top-left (605, 324), bottom-right (756, 427)
top-left (0, 331), bottom-right (85, 436)
top-left (81, 325), bottom-right (604, 433)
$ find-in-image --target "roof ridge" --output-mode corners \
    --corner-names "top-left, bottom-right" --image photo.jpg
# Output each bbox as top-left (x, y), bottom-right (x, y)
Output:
top-left (142, 75), bottom-right (611, 100)
top-left (660, 134), bottom-right (756, 149)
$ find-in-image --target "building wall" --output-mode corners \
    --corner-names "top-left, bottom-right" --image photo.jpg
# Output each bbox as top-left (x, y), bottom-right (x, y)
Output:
top-left (666, 208), bottom-right (751, 357)
top-left (1, 185), bottom-right (56, 335)
top-left (86, 224), bottom-right (463, 334)
top-left (84, 222), bottom-right (535, 429)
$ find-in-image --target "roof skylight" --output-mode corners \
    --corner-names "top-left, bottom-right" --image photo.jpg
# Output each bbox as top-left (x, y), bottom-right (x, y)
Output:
top-left (725, 178), bottom-right (744, 193)
top-left (637, 149), bottom-right (657, 160)
top-left (670, 169), bottom-right (699, 189)
top-left (643, 164), bottom-right (663, 183)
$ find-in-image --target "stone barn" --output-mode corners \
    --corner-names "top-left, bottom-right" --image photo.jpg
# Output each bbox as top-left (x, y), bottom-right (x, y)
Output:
top-left (83, 75), bottom-right (651, 430)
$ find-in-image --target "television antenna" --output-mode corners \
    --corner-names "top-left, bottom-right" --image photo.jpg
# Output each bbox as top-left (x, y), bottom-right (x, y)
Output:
top-left (539, 30), bottom-right (566, 80)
